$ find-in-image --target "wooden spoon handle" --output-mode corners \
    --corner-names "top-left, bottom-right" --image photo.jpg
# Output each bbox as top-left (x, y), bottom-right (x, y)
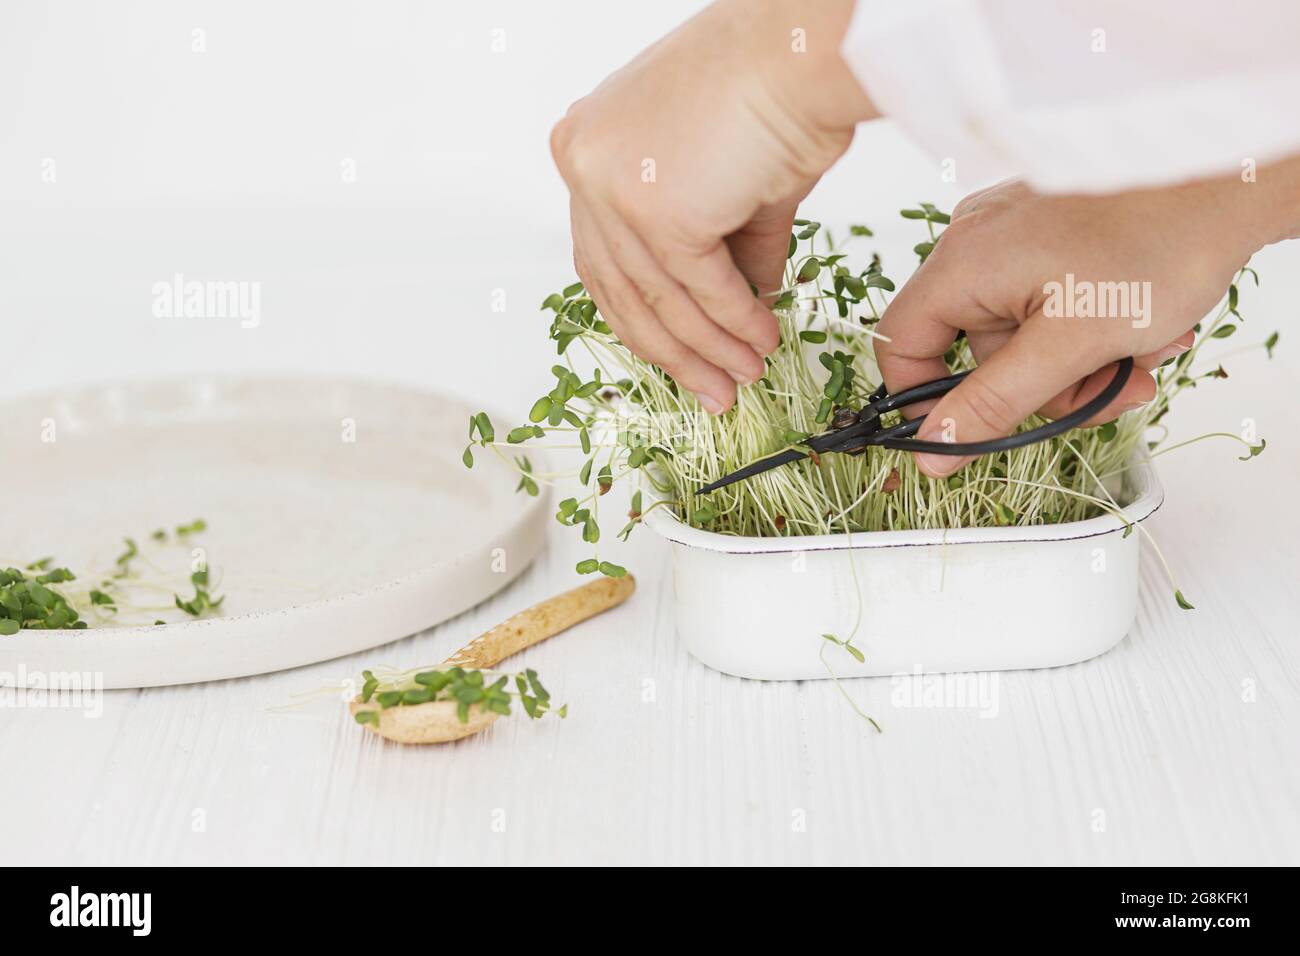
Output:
top-left (440, 575), bottom-right (635, 670)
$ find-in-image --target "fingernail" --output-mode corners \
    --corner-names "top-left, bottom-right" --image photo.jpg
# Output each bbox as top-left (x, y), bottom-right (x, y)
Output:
top-left (699, 393), bottom-right (725, 415)
top-left (916, 453), bottom-right (962, 478)
top-left (727, 368), bottom-right (756, 386)
top-left (1121, 400), bottom-right (1148, 412)
top-left (1152, 343), bottom-right (1192, 367)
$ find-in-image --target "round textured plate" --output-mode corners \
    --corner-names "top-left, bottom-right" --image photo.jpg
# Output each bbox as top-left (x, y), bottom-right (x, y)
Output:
top-left (0, 377), bottom-right (549, 688)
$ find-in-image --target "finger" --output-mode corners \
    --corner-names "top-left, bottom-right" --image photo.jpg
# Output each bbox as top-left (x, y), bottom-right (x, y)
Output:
top-left (726, 201), bottom-right (799, 298)
top-left (958, 327), bottom-right (1157, 424)
top-left (572, 210), bottom-right (737, 413)
top-left (571, 202), bottom-right (652, 354)
top-left (929, 327), bottom-right (1015, 421)
top-left (965, 328), bottom-right (1014, 365)
top-left (1036, 362), bottom-right (1156, 424)
top-left (1135, 329), bottom-right (1195, 370)
top-left (659, 239), bottom-right (781, 355)
top-left (594, 212), bottom-right (766, 384)
top-left (874, 251), bottom-right (1008, 411)
top-left (571, 211), bottom-right (655, 360)
top-left (910, 320), bottom-right (1104, 477)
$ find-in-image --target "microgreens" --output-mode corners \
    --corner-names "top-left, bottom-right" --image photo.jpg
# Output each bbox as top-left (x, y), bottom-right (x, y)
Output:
top-left (898, 202), bottom-right (950, 262)
top-left (822, 631), bottom-right (865, 664)
top-left (459, 205), bottom-right (1275, 611)
top-left (114, 537), bottom-right (139, 577)
top-left (0, 567), bottom-right (84, 633)
top-left (174, 567), bottom-right (224, 617)
top-left (1, 520), bottom-right (223, 634)
top-left (355, 665), bottom-right (566, 725)
top-left (820, 633), bottom-right (881, 733)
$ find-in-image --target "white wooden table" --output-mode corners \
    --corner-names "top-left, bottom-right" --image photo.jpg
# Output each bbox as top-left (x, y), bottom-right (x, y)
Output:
top-left (2, 208), bottom-right (1297, 867)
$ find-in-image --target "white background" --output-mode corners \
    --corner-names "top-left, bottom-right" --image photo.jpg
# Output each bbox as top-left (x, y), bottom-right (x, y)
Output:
top-left (0, 0), bottom-right (971, 410)
top-left (2, 1), bottom-right (1298, 865)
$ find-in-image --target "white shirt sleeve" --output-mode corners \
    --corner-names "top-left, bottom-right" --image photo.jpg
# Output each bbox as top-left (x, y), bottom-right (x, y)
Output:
top-left (841, 0), bottom-right (1300, 193)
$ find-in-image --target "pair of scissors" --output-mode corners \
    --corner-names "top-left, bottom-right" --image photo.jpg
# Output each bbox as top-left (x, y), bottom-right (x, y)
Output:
top-left (695, 357), bottom-right (1135, 496)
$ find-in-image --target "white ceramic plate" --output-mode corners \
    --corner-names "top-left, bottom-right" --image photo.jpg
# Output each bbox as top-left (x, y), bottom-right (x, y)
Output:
top-left (0, 377), bottom-right (549, 688)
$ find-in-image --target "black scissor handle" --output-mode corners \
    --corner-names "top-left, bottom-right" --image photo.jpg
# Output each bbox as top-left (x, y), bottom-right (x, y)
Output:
top-left (869, 356), bottom-right (1134, 456)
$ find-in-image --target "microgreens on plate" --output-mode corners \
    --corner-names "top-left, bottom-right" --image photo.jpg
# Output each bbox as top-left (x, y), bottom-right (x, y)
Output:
top-left (0, 520), bottom-right (224, 634)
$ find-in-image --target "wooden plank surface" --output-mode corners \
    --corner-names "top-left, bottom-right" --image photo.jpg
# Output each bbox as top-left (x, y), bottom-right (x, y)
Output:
top-left (4, 418), bottom-right (1297, 865)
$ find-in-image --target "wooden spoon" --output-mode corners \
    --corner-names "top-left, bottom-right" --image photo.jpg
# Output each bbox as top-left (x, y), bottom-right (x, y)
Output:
top-left (349, 575), bottom-right (635, 743)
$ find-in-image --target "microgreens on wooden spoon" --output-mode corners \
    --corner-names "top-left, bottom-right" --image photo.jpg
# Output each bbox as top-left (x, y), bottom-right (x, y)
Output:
top-left (350, 576), bottom-right (634, 745)
top-left (354, 665), bottom-right (565, 727)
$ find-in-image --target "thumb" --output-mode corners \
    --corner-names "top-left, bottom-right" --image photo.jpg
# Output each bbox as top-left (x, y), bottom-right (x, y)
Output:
top-left (874, 245), bottom-right (982, 404)
top-left (911, 321), bottom-right (1110, 478)
top-left (725, 201), bottom-right (800, 298)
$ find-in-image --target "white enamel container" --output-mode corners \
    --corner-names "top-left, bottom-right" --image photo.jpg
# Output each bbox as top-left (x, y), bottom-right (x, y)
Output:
top-left (643, 453), bottom-right (1163, 680)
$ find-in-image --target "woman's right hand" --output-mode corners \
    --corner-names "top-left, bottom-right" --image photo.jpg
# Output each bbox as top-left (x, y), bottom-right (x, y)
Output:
top-left (875, 168), bottom-right (1300, 477)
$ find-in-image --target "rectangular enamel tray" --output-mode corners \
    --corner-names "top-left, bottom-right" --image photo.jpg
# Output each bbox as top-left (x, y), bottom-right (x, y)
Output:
top-left (643, 451), bottom-right (1162, 680)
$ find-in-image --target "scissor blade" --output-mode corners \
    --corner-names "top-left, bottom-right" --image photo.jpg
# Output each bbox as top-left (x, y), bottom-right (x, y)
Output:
top-left (695, 448), bottom-right (807, 495)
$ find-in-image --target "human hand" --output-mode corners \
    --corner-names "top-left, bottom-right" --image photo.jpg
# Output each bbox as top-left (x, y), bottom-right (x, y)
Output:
top-left (875, 172), bottom-right (1298, 477)
top-left (550, 0), bottom-right (875, 413)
